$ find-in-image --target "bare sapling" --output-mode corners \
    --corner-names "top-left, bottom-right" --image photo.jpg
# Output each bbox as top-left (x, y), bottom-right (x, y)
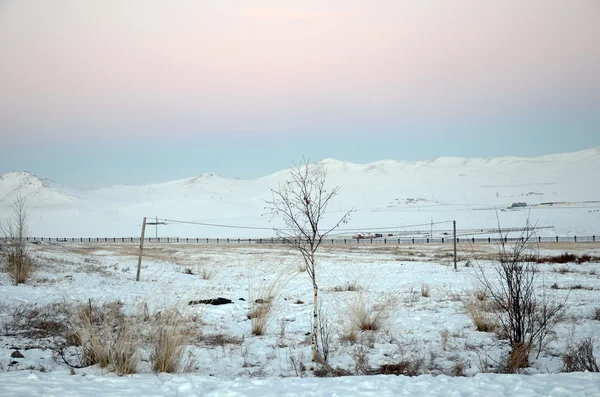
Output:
top-left (266, 159), bottom-right (352, 362)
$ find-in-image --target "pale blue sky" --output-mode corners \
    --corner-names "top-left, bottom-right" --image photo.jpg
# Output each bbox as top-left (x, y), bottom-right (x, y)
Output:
top-left (1, 0), bottom-right (599, 187)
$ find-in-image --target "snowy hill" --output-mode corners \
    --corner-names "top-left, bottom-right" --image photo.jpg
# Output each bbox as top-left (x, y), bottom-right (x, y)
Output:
top-left (0, 148), bottom-right (599, 238)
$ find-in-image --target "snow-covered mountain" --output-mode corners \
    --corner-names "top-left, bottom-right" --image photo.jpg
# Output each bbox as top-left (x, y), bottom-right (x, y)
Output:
top-left (1, 148), bottom-right (599, 238)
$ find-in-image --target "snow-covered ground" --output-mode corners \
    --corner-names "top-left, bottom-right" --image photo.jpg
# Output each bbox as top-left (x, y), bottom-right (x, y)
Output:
top-left (1, 242), bottom-right (600, 395)
top-left (1, 148), bottom-right (599, 238)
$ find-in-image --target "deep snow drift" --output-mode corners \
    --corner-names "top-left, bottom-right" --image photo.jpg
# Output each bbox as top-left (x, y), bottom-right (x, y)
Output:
top-left (0, 148), bottom-right (599, 238)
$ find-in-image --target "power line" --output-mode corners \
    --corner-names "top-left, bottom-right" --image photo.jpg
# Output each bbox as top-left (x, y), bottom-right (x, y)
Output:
top-left (150, 217), bottom-right (454, 233)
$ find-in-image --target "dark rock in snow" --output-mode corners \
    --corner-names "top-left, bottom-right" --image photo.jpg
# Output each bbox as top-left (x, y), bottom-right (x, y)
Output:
top-left (188, 297), bottom-right (233, 306)
top-left (11, 350), bottom-right (24, 359)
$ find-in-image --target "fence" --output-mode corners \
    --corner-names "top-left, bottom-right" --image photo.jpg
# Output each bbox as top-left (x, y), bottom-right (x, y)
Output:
top-left (2, 235), bottom-right (597, 245)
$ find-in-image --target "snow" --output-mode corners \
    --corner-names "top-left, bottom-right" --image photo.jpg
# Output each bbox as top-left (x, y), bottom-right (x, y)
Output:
top-left (1, 149), bottom-right (600, 394)
top-left (0, 370), bottom-right (598, 397)
top-left (0, 148), bottom-right (599, 238)
top-left (1, 242), bottom-right (600, 395)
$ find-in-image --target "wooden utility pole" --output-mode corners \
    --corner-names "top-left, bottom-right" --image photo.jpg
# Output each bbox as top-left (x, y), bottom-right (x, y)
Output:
top-left (136, 217), bottom-right (147, 282)
top-left (453, 220), bottom-right (457, 270)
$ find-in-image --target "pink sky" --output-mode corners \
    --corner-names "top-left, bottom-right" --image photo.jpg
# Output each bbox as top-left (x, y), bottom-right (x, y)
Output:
top-left (1, 0), bottom-right (599, 141)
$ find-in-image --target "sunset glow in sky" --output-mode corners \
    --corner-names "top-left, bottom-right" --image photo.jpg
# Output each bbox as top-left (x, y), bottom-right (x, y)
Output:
top-left (1, 0), bottom-right (599, 186)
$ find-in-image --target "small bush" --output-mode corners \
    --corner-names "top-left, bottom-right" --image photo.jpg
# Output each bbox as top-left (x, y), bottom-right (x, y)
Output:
top-left (421, 283), bottom-right (431, 298)
top-left (5, 248), bottom-right (35, 285)
top-left (562, 338), bottom-right (599, 372)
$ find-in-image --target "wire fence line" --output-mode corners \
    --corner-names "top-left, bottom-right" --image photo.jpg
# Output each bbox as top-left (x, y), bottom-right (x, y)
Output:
top-left (2, 235), bottom-right (598, 245)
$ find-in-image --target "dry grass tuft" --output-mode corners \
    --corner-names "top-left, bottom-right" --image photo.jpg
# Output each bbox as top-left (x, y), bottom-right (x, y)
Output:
top-left (506, 342), bottom-right (530, 372)
top-left (465, 297), bottom-right (497, 333)
top-left (248, 271), bottom-right (287, 335)
top-left (421, 283), bottom-right (431, 298)
top-left (200, 266), bottom-right (214, 280)
top-left (339, 328), bottom-right (358, 344)
top-left (347, 294), bottom-right (386, 331)
top-left (440, 328), bottom-right (450, 351)
top-left (150, 308), bottom-right (194, 373)
top-left (75, 299), bottom-right (140, 374)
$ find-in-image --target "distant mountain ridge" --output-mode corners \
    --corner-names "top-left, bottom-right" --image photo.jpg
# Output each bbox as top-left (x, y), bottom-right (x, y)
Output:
top-left (0, 147), bottom-right (598, 238)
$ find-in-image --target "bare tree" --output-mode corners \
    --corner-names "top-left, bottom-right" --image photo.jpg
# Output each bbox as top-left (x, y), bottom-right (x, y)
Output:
top-left (475, 220), bottom-right (565, 370)
top-left (266, 159), bottom-right (352, 362)
top-left (1, 194), bottom-right (35, 284)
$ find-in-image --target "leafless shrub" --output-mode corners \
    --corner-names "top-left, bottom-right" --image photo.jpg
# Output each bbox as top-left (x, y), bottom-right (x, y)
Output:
top-left (317, 305), bottom-right (331, 362)
top-left (562, 337), bottom-right (599, 372)
top-left (1, 195), bottom-right (35, 285)
top-left (474, 221), bottom-right (566, 365)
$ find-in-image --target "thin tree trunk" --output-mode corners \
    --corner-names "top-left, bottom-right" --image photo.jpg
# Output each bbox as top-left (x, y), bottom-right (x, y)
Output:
top-left (311, 250), bottom-right (318, 362)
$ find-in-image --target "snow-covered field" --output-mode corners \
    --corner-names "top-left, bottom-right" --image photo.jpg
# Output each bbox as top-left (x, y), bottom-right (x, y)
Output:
top-left (1, 242), bottom-right (600, 396)
top-left (1, 148), bottom-right (599, 238)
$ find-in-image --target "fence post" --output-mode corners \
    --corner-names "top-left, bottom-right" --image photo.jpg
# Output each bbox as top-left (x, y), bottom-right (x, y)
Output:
top-left (427, 238), bottom-right (429, 244)
top-left (412, 238), bottom-right (414, 244)
top-left (556, 236), bottom-right (559, 242)
top-left (574, 236), bottom-right (577, 242)
top-left (488, 237), bottom-right (491, 243)
top-left (344, 239), bottom-right (347, 244)
top-left (594, 235), bottom-right (596, 242)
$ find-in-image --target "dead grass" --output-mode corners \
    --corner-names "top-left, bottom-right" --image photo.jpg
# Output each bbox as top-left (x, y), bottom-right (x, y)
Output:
top-left (421, 283), bottom-right (431, 298)
top-left (346, 294), bottom-right (387, 331)
top-left (562, 337), bottom-right (599, 372)
top-left (200, 266), bottom-right (214, 280)
top-left (75, 300), bottom-right (141, 375)
top-left (150, 307), bottom-right (194, 373)
top-left (248, 270), bottom-right (287, 336)
top-left (3, 248), bottom-right (36, 285)
top-left (465, 297), bottom-right (497, 333)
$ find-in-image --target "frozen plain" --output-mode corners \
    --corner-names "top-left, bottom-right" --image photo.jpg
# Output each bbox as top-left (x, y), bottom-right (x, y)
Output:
top-left (1, 242), bottom-right (600, 396)
top-left (1, 149), bottom-right (600, 395)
